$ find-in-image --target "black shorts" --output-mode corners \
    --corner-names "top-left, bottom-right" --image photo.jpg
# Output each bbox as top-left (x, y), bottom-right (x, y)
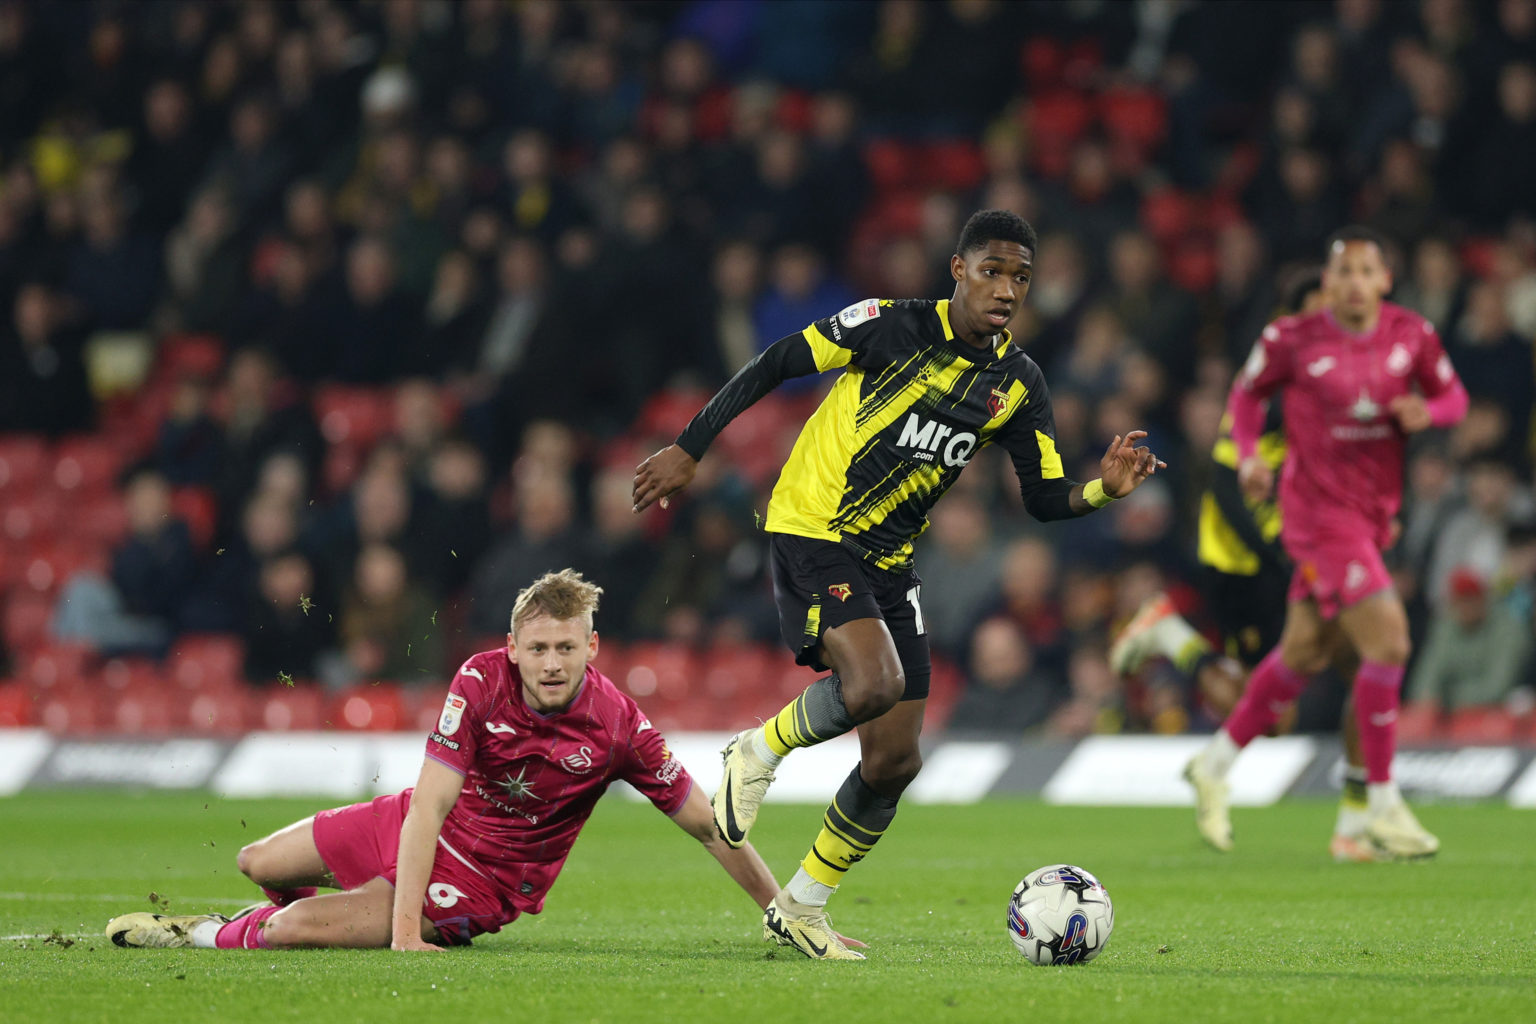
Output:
top-left (1204, 563), bottom-right (1289, 669)
top-left (768, 532), bottom-right (931, 701)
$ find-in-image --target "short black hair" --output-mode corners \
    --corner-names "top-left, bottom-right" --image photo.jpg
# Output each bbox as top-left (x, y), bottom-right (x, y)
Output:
top-left (957, 209), bottom-right (1037, 258)
top-left (1324, 224), bottom-right (1389, 260)
top-left (1281, 266), bottom-right (1323, 314)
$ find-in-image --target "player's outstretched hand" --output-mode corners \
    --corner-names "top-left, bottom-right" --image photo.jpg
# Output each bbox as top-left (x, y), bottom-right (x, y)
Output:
top-left (1100, 430), bottom-right (1166, 498)
top-left (833, 929), bottom-right (869, 950)
top-left (391, 934), bottom-right (444, 952)
top-left (1389, 393), bottom-right (1433, 434)
top-left (633, 444), bottom-right (698, 513)
top-left (1237, 454), bottom-right (1274, 503)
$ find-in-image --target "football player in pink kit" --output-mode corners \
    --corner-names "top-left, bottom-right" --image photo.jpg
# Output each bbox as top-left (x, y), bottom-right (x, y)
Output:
top-left (105, 570), bottom-right (788, 951)
top-left (1184, 227), bottom-right (1468, 860)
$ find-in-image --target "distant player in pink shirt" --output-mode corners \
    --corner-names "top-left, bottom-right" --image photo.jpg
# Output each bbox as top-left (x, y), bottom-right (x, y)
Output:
top-left (1185, 226), bottom-right (1467, 860)
top-left (105, 570), bottom-right (793, 952)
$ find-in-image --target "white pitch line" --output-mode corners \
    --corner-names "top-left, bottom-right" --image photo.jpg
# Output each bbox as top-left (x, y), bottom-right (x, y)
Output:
top-left (3, 932), bottom-right (94, 941)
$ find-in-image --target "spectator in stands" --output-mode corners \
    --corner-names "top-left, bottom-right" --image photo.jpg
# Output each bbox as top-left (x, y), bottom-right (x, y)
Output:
top-left (467, 470), bottom-right (584, 635)
top-left (913, 493), bottom-right (1005, 659)
top-left (184, 487), bottom-right (302, 634)
top-left (1046, 646), bottom-right (1125, 738)
top-left (155, 374), bottom-right (222, 486)
top-left (1426, 458), bottom-right (1527, 607)
top-left (413, 437), bottom-right (491, 598)
top-left (1446, 281), bottom-right (1533, 461)
top-left (313, 236), bottom-right (421, 383)
top-left (333, 541), bottom-right (443, 686)
top-left (948, 617), bottom-right (1061, 733)
top-left (162, 185), bottom-right (247, 335)
top-left (67, 185), bottom-right (162, 331)
top-left (243, 550), bottom-right (334, 685)
top-left (580, 465), bottom-right (661, 643)
top-left (54, 465), bottom-right (195, 656)
top-left (1099, 229), bottom-right (1200, 382)
top-left (632, 488), bottom-right (771, 646)
top-left (128, 77), bottom-right (210, 239)
top-left (215, 347), bottom-right (321, 522)
top-left (0, 281), bottom-right (94, 435)
top-left (1406, 567), bottom-right (1531, 713)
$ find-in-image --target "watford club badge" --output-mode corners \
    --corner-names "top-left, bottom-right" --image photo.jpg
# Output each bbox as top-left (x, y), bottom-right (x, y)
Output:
top-left (988, 388), bottom-right (1010, 418)
top-left (828, 584), bottom-right (853, 602)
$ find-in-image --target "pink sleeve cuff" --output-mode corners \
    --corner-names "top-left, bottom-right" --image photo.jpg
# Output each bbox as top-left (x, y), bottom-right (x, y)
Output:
top-left (1425, 381), bottom-right (1468, 428)
top-left (1227, 380), bottom-right (1267, 462)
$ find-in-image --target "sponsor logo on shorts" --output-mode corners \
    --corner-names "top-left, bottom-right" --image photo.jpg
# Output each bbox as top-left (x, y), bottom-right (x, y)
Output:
top-left (427, 882), bottom-right (466, 908)
top-left (828, 583), bottom-right (853, 602)
top-left (1345, 561), bottom-right (1370, 593)
top-left (429, 732), bottom-right (461, 750)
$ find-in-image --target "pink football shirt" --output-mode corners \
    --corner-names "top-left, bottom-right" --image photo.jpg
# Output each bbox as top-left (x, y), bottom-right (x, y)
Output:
top-left (1230, 302), bottom-right (1466, 548)
top-left (424, 648), bottom-right (694, 914)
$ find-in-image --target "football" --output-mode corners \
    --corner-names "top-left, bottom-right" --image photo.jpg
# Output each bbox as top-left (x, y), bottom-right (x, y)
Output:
top-left (1006, 864), bottom-right (1115, 965)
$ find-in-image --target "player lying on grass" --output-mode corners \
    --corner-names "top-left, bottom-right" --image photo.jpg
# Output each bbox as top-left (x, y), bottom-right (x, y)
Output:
top-left (106, 569), bottom-right (812, 952)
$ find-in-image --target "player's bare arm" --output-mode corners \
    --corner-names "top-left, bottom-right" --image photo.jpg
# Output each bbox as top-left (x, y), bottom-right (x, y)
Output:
top-left (672, 782), bottom-right (779, 907)
top-left (389, 758), bottom-right (461, 951)
top-left (632, 444), bottom-right (697, 512)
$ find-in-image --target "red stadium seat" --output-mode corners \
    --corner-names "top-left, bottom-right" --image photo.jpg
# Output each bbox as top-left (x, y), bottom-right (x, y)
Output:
top-left (99, 656), bottom-right (164, 693)
top-left (168, 634), bottom-right (245, 692)
top-left (37, 691), bottom-right (103, 734)
top-left (406, 686), bottom-right (449, 733)
top-left (1020, 38), bottom-right (1066, 91)
top-left (51, 437), bottom-right (126, 495)
top-left (18, 541), bottom-right (110, 596)
top-left (108, 688), bottom-right (182, 734)
top-left (187, 689), bottom-right (250, 735)
top-left (1027, 91), bottom-right (1097, 179)
top-left (0, 681), bottom-right (32, 726)
top-left (919, 139), bottom-right (987, 193)
top-left (1140, 188), bottom-right (1199, 243)
top-left (331, 684), bottom-right (407, 731)
top-left (0, 435), bottom-right (48, 494)
top-left (622, 643), bottom-right (700, 702)
top-left (75, 493), bottom-right (130, 546)
top-left (156, 334), bottom-right (226, 381)
top-left (863, 139), bottom-right (917, 194)
top-left (314, 385), bottom-right (395, 449)
top-left (1396, 702), bottom-right (1442, 744)
top-left (2, 591), bottom-right (55, 654)
top-left (2, 490), bottom-right (64, 548)
top-left (700, 645), bottom-right (775, 702)
top-left (1446, 707), bottom-right (1518, 745)
top-left (1099, 87), bottom-right (1168, 156)
top-left (256, 685), bottom-right (325, 731)
top-left (19, 644), bottom-right (94, 693)
top-left (171, 487), bottom-right (219, 550)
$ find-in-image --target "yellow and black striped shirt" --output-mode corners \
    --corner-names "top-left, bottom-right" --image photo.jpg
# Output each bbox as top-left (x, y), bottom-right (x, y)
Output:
top-left (678, 298), bottom-right (1077, 571)
top-left (1196, 406), bottom-right (1285, 576)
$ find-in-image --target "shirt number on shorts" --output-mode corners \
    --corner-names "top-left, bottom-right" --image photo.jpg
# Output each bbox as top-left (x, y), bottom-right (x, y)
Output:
top-left (906, 585), bottom-right (926, 635)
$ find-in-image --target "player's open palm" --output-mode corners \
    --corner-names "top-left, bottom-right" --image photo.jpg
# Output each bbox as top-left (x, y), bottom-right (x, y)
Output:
top-left (1237, 455), bottom-right (1274, 503)
top-left (1100, 431), bottom-right (1165, 497)
top-left (633, 444), bottom-right (698, 512)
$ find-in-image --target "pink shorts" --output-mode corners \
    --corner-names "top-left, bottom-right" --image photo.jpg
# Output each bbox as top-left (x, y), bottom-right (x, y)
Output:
top-left (313, 789), bottom-right (516, 945)
top-left (1285, 534), bottom-right (1393, 619)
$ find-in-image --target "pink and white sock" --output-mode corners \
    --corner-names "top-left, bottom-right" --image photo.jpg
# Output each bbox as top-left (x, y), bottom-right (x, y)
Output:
top-left (211, 905), bottom-right (280, 949)
top-left (1223, 649), bottom-right (1309, 747)
top-left (1353, 660), bottom-right (1405, 784)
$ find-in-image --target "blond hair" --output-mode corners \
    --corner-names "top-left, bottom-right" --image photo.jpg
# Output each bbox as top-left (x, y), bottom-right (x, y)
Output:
top-left (510, 569), bottom-right (603, 635)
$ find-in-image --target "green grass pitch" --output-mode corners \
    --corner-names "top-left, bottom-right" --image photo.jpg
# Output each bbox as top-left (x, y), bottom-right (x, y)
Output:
top-left (3, 791), bottom-right (1534, 1023)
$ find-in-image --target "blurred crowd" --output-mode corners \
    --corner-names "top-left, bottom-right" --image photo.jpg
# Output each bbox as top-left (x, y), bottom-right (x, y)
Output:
top-left (0, 0), bottom-right (1534, 737)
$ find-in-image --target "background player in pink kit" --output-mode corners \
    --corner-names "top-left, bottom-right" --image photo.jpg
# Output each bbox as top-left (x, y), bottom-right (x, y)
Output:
top-left (1184, 227), bottom-right (1468, 860)
top-left (104, 570), bottom-right (787, 951)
